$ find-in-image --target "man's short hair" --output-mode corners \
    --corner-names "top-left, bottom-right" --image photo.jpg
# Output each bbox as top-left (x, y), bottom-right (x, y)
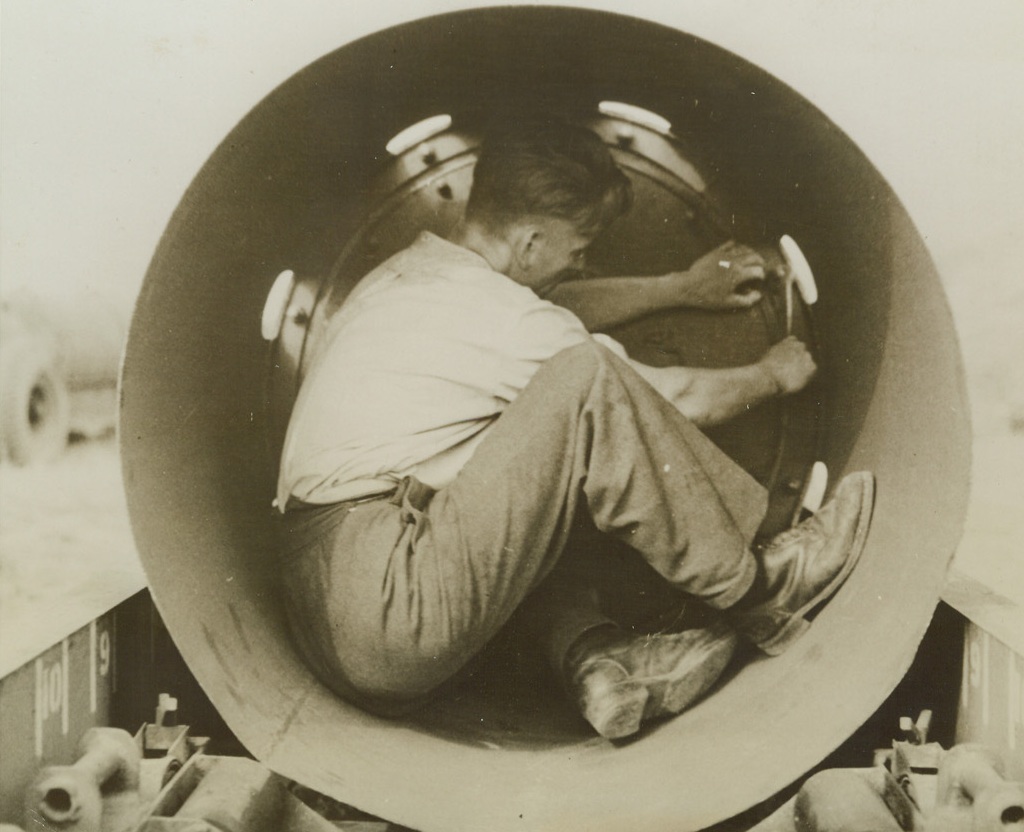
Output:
top-left (466, 117), bottom-right (633, 237)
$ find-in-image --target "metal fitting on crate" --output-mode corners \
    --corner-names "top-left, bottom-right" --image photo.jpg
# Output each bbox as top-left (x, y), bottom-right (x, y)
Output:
top-left (930, 745), bottom-right (1024, 832)
top-left (773, 714), bottom-right (1024, 832)
top-left (20, 694), bottom-right (206, 832)
top-left (24, 727), bottom-right (140, 832)
top-left (794, 745), bottom-right (1024, 832)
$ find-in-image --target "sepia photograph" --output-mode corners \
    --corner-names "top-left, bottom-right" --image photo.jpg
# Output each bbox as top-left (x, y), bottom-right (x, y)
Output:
top-left (1, 2), bottom-right (1022, 830)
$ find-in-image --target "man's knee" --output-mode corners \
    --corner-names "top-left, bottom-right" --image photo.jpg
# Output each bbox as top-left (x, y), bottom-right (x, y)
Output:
top-left (515, 340), bottom-right (643, 416)
top-left (540, 340), bottom-right (619, 386)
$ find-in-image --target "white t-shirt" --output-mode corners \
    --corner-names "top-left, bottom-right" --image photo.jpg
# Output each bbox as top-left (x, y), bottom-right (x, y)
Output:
top-left (276, 231), bottom-right (627, 508)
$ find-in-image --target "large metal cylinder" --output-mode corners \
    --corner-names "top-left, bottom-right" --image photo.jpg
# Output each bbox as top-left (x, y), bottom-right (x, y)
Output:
top-left (120, 8), bottom-right (971, 831)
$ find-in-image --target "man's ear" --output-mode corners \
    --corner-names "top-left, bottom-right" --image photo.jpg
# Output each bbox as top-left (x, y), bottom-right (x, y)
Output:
top-left (510, 224), bottom-right (541, 272)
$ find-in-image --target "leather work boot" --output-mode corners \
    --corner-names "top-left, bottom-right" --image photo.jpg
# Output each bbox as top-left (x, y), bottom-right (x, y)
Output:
top-left (732, 471), bottom-right (875, 656)
top-left (565, 620), bottom-right (738, 740)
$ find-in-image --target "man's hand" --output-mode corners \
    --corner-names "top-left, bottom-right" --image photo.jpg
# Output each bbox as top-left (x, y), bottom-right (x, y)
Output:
top-left (672, 241), bottom-right (767, 309)
top-left (629, 336), bottom-right (816, 426)
top-left (758, 336), bottom-right (817, 394)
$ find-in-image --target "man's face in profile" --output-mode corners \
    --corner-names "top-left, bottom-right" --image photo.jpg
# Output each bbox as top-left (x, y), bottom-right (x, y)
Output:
top-left (513, 217), bottom-right (594, 296)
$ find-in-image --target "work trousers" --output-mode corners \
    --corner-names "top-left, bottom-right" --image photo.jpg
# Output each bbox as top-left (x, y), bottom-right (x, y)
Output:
top-left (278, 341), bottom-right (766, 714)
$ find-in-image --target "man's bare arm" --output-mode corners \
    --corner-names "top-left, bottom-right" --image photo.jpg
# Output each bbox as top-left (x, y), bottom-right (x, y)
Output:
top-left (548, 241), bottom-right (768, 331)
top-left (626, 336), bottom-right (816, 427)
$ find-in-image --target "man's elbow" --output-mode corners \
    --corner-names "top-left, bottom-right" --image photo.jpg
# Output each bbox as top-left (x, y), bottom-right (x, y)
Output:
top-left (672, 392), bottom-right (718, 428)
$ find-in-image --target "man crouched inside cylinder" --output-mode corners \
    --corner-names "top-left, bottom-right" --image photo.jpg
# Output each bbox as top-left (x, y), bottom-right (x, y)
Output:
top-left (275, 116), bottom-right (875, 739)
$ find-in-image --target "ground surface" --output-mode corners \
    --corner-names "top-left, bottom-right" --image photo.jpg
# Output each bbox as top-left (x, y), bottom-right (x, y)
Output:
top-left (939, 223), bottom-right (1024, 621)
top-left (0, 435), bottom-right (143, 674)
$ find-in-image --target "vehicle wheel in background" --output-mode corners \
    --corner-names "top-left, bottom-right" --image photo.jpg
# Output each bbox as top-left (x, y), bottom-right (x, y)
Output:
top-left (0, 336), bottom-right (71, 465)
